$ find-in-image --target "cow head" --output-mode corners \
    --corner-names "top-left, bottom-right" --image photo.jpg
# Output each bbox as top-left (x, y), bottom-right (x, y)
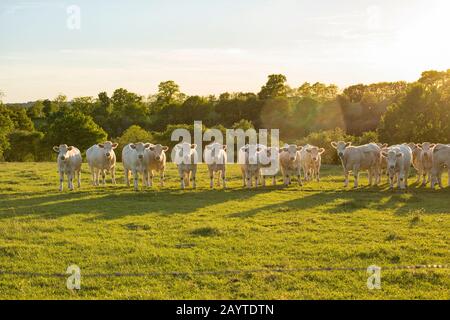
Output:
top-left (417, 142), bottom-right (436, 162)
top-left (242, 145), bottom-right (263, 164)
top-left (206, 143), bottom-right (227, 164)
top-left (280, 145), bottom-right (302, 161)
top-left (306, 146), bottom-right (325, 162)
top-left (53, 144), bottom-right (73, 161)
top-left (149, 144), bottom-right (169, 161)
top-left (175, 143), bottom-right (197, 164)
top-left (382, 149), bottom-right (402, 174)
top-left (130, 142), bottom-right (151, 161)
top-left (331, 141), bottom-right (351, 159)
top-left (98, 141), bottom-right (118, 160)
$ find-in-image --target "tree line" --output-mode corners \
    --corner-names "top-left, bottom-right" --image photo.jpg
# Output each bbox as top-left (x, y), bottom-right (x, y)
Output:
top-left (0, 70), bottom-right (449, 163)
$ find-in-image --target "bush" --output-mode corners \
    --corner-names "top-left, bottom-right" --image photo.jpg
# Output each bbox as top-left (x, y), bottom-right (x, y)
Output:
top-left (117, 125), bottom-right (153, 161)
top-left (4, 130), bottom-right (45, 162)
top-left (44, 111), bottom-right (108, 155)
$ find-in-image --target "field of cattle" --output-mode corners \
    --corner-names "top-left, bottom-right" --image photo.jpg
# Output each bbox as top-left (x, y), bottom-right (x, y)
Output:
top-left (0, 161), bottom-right (449, 299)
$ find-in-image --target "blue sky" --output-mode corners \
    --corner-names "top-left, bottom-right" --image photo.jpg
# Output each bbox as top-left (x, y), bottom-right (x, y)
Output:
top-left (1, 0), bottom-right (449, 102)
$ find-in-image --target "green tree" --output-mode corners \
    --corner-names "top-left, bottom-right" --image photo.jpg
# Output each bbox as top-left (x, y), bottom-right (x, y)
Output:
top-left (258, 74), bottom-right (290, 100)
top-left (44, 110), bottom-right (107, 153)
top-left (4, 130), bottom-right (45, 162)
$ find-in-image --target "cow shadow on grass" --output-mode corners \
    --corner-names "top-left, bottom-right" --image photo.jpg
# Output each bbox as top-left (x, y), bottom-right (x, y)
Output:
top-left (0, 185), bottom-right (276, 221)
top-left (227, 186), bottom-right (450, 219)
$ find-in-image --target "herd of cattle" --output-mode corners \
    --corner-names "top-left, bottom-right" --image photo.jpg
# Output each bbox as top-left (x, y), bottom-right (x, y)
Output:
top-left (52, 141), bottom-right (450, 192)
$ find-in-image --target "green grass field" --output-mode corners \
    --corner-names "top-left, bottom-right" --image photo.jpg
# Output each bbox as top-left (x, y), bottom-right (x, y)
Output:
top-left (0, 162), bottom-right (449, 300)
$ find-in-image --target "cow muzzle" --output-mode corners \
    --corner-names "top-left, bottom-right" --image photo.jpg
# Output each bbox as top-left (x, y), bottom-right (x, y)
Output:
top-left (138, 155), bottom-right (144, 160)
top-left (60, 156), bottom-right (66, 161)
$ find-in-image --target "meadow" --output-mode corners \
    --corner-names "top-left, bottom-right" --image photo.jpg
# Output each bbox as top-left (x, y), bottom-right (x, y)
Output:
top-left (0, 162), bottom-right (449, 300)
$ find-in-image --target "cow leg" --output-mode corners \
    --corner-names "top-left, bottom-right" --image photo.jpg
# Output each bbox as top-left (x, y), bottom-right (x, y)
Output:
top-left (101, 170), bottom-right (106, 185)
top-left (209, 169), bottom-right (214, 189)
top-left (111, 167), bottom-right (116, 185)
top-left (67, 171), bottom-right (73, 191)
top-left (192, 169), bottom-right (197, 189)
top-left (77, 170), bottom-right (81, 188)
top-left (272, 176), bottom-right (276, 186)
top-left (133, 170), bottom-right (139, 191)
top-left (143, 169), bottom-right (148, 187)
top-left (59, 171), bottom-right (64, 192)
top-left (222, 170), bottom-right (227, 189)
top-left (160, 170), bottom-right (165, 187)
top-left (297, 167), bottom-right (303, 186)
top-left (124, 169), bottom-right (130, 187)
top-left (148, 171), bottom-right (154, 187)
top-left (344, 169), bottom-right (349, 188)
top-left (90, 167), bottom-right (96, 186)
top-left (353, 168), bottom-right (359, 189)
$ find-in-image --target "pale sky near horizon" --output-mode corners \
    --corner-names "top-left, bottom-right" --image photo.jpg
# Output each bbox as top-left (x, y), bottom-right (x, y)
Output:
top-left (0, 0), bottom-right (449, 103)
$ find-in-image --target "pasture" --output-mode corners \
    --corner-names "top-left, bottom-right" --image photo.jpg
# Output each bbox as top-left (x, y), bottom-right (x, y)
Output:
top-left (0, 162), bottom-right (449, 300)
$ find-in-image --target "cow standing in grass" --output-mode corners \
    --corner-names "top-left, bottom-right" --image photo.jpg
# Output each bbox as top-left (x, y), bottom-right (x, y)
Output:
top-left (239, 144), bottom-right (265, 188)
top-left (382, 144), bottom-right (412, 190)
top-left (300, 144), bottom-right (325, 182)
top-left (53, 144), bottom-right (82, 192)
top-left (279, 144), bottom-right (303, 187)
top-left (204, 142), bottom-right (227, 189)
top-left (416, 142), bottom-right (436, 186)
top-left (86, 141), bottom-right (118, 186)
top-left (173, 142), bottom-right (198, 189)
top-left (122, 142), bottom-right (152, 191)
top-left (331, 142), bottom-right (381, 188)
top-left (408, 143), bottom-right (424, 183)
top-left (145, 144), bottom-right (169, 187)
top-left (431, 144), bottom-right (450, 189)
top-left (260, 146), bottom-right (279, 187)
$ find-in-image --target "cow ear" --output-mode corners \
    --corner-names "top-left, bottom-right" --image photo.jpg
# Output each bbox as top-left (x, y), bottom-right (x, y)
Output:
top-left (331, 142), bottom-right (338, 149)
top-left (381, 152), bottom-right (387, 158)
top-left (345, 142), bottom-right (352, 147)
top-left (144, 143), bottom-right (152, 149)
top-left (297, 146), bottom-right (303, 151)
top-left (191, 144), bottom-right (197, 149)
top-left (98, 144), bottom-right (105, 148)
top-left (430, 144), bottom-right (436, 148)
top-left (306, 149), bottom-right (312, 153)
top-left (112, 143), bottom-right (118, 149)
top-left (319, 148), bottom-right (325, 154)
top-left (130, 144), bottom-right (136, 150)
top-left (163, 146), bottom-right (169, 152)
top-left (67, 146), bottom-right (73, 151)
top-left (53, 146), bottom-right (60, 153)
top-left (416, 144), bottom-right (422, 149)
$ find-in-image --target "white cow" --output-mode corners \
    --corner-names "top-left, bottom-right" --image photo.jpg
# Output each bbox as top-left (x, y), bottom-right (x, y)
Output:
top-left (381, 144), bottom-right (412, 190)
top-left (260, 146), bottom-right (279, 186)
top-left (53, 144), bottom-right (82, 192)
top-left (238, 144), bottom-right (266, 188)
top-left (300, 144), bottom-right (325, 182)
top-left (416, 142), bottom-right (436, 186)
top-left (331, 142), bottom-right (381, 188)
top-left (173, 142), bottom-right (199, 189)
top-left (204, 142), bottom-right (227, 189)
top-left (122, 142), bottom-right (152, 191)
top-left (86, 141), bottom-right (118, 186)
top-left (431, 144), bottom-right (450, 189)
top-left (145, 144), bottom-right (169, 187)
top-left (408, 143), bottom-right (424, 183)
top-left (279, 144), bottom-right (303, 186)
